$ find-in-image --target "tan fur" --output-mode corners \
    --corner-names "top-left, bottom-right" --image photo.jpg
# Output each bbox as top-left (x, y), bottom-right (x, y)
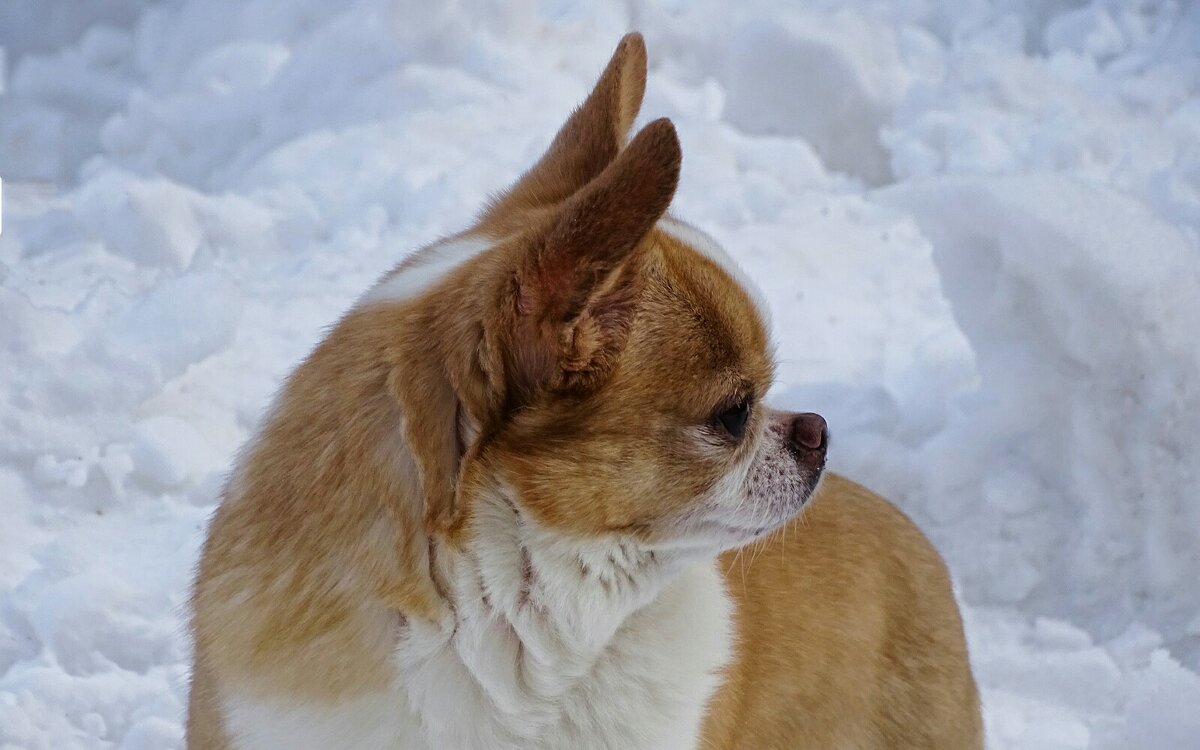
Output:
top-left (701, 474), bottom-right (983, 749)
top-left (191, 302), bottom-right (448, 702)
top-left (187, 32), bottom-right (981, 749)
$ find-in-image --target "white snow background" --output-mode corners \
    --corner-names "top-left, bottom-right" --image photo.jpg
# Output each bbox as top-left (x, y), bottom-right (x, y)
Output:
top-left (1, 1), bottom-right (1198, 748)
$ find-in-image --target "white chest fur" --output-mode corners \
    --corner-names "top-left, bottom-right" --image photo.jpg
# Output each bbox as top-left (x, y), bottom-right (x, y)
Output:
top-left (223, 559), bottom-right (732, 750)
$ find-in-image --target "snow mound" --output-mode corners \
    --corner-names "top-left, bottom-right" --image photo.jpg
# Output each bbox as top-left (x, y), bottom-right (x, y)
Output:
top-left (722, 10), bottom-right (910, 186)
top-left (879, 175), bottom-right (1200, 655)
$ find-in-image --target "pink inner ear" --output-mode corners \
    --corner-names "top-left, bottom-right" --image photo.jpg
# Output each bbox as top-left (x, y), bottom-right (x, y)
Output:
top-left (516, 279), bottom-right (536, 317)
top-left (532, 249), bottom-right (589, 323)
top-left (454, 399), bottom-right (467, 461)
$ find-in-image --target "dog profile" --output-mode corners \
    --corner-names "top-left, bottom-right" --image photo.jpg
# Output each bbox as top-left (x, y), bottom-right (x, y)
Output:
top-left (188, 32), bottom-right (982, 749)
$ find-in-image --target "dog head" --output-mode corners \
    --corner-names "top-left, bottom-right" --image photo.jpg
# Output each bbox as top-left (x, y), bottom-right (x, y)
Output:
top-left (372, 33), bottom-right (827, 559)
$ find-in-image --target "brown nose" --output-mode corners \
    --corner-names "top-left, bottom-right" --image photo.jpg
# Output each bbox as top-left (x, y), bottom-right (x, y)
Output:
top-left (789, 412), bottom-right (828, 455)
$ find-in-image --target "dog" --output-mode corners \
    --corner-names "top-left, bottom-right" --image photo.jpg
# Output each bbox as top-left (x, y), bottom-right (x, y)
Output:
top-left (187, 33), bottom-right (982, 750)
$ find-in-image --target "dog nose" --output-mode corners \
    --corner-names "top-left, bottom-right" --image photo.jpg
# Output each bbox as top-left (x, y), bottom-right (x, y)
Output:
top-left (790, 412), bottom-right (828, 454)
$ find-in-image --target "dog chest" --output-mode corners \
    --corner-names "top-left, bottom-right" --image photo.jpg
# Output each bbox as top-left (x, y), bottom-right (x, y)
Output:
top-left (222, 562), bottom-right (731, 750)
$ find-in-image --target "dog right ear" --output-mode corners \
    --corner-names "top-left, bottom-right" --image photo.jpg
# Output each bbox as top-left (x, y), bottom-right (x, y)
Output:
top-left (480, 32), bottom-right (648, 231)
top-left (498, 118), bottom-right (681, 404)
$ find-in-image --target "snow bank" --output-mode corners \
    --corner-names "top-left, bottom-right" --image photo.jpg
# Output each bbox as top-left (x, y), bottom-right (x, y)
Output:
top-left (1, 1), bottom-right (1197, 747)
top-left (879, 174), bottom-right (1200, 652)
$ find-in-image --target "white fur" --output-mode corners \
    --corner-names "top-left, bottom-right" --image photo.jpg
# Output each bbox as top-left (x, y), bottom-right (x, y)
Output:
top-left (357, 234), bottom-right (492, 307)
top-left (400, 510), bottom-right (733, 750)
top-left (224, 689), bottom-right (423, 750)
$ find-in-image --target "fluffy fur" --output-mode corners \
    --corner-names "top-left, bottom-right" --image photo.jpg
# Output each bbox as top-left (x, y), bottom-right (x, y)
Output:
top-left (187, 32), bottom-right (982, 750)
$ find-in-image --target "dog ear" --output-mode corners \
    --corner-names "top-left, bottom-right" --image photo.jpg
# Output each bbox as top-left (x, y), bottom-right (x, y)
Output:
top-left (481, 33), bottom-right (647, 230)
top-left (501, 117), bottom-right (681, 403)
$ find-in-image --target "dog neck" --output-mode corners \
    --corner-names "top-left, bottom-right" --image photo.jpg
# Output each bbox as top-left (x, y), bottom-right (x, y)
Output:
top-left (394, 482), bottom-right (709, 743)
top-left (443, 406), bottom-right (685, 654)
top-left (468, 488), bottom-right (681, 648)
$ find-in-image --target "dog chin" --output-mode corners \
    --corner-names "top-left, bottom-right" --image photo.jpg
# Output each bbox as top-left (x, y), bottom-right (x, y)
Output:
top-left (666, 471), bottom-right (826, 551)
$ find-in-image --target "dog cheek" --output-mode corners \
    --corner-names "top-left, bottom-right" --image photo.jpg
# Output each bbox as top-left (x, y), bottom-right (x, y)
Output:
top-left (744, 441), bottom-right (807, 521)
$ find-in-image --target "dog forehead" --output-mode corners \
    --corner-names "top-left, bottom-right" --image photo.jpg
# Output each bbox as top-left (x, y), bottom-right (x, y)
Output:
top-left (656, 218), bottom-right (771, 327)
top-left (628, 224), bottom-right (774, 390)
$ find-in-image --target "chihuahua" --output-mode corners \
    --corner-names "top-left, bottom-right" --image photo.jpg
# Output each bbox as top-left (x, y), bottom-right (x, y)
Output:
top-left (187, 32), bottom-right (982, 750)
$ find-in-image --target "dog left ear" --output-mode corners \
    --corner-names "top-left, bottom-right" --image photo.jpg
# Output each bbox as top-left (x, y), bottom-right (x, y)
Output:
top-left (481, 33), bottom-right (648, 232)
top-left (500, 117), bottom-right (681, 404)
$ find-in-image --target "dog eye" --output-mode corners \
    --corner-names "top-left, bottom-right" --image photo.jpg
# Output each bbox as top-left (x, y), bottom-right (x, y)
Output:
top-left (714, 399), bottom-right (751, 440)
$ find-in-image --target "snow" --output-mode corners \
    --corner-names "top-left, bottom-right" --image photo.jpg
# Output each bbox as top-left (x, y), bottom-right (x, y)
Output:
top-left (1, 1), bottom-right (1198, 748)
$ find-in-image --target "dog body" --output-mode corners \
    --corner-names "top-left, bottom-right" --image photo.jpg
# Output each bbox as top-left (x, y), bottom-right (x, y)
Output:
top-left (704, 475), bottom-right (983, 748)
top-left (188, 34), bottom-right (981, 750)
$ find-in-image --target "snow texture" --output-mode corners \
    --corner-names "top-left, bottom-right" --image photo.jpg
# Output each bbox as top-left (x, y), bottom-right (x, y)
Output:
top-left (1, 1), bottom-right (1198, 748)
